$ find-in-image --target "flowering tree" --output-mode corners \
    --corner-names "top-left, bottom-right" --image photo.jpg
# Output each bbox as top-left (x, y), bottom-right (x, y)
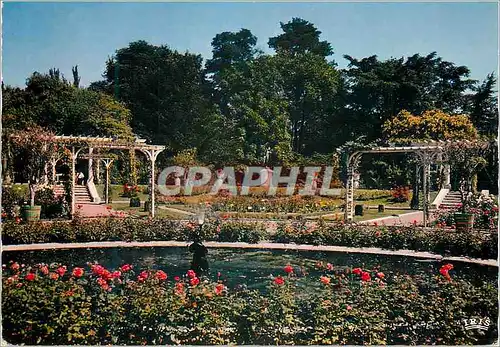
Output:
top-left (444, 140), bottom-right (490, 213)
top-left (10, 126), bottom-right (57, 207)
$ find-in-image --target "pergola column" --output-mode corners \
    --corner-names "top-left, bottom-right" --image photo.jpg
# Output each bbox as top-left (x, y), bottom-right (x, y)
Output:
top-left (414, 150), bottom-right (441, 227)
top-left (101, 158), bottom-right (114, 204)
top-left (87, 147), bottom-right (94, 184)
top-left (139, 148), bottom-right (164, 218)
top-left (345, 152), bottom-right (362, 222)
top-left (96, 159), bottom-right (101, 185)
top-left (70, 146), bottom-right (85, 218)
top-left (443, 164), bottom-right (451, 189)
top-left (71, 146), bottom-right (76, 217)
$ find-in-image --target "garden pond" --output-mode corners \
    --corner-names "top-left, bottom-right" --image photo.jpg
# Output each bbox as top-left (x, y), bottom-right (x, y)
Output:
top-left (3, 246), bottom-right (497, 292)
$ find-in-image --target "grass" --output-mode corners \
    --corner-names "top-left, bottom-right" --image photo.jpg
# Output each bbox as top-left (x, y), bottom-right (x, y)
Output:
top-left (110, 203), bottom-right (187, 219)
top-left (353, 209), bottom-right (412, 222)
top-left (96, 184), bottom-right (149, 202)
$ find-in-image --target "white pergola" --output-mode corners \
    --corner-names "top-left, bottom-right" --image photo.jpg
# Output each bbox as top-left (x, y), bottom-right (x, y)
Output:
top-left (52, 135), bottom-right (165, 218)
top-left (344, 142), bottom-right (449, 226)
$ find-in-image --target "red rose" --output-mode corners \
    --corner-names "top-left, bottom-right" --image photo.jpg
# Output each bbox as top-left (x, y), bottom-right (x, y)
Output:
top-left (352, 268), bottom-right (362, 275)
top-left (284, 265), bottom-right (293, 274)
top-left (361, 272), bottom-right (371, 282)
top-left (376, 272), bottom-right (385, 279)
top-left (56, 266), bottom-right (67, 277)
top-left (174, 276), bottom-right (180, 282)
top-left (215, 283), bottom-right (225, 295)
top-left (72, 267), bottom-right (84, 278)
top-left (346, 305), bottom-right (352, 311)
top-left (187, 269), bottom-right (196, 279)
top-left (274, 276), bottom-right (285, 286)
top-left (15, 217), bottom-right (21, 224)
top-left (91, 264), bottom-right (105, 276)
top-left (175, 282), bottom-right (185, 295)
top-left (155, 270), bottom-right (167, 281)
top-left (439, 264), bottom-right (453, 281)
top-left (11, 262), bottom-right (20, 271)
top-left (25, 273), bottom-right (36, 281)
top-left (137, 271), bottom-right (149, 282)
top-left (49, 272), bottom-right (59, 280)
top-left (111, 271), bottom-right (121, 279)
top-left (442, 264), bottom-right (454, 271)
top-left (40, 265), bottom-right (49, 275)
top-left (190, 277), bottom-right (200, 286)
top-left (120, 264), bottom-right (133, 272)
top-left (320, 276), bottom-right (331, 285)
top-left (326, 263), bottom-right (334, 271)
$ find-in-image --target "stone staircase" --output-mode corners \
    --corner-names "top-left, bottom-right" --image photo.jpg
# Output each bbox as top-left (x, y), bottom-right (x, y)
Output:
top-left (438, 191), bottom-right (462, 210)
top-left (53, 184), bottom-right (93, 203)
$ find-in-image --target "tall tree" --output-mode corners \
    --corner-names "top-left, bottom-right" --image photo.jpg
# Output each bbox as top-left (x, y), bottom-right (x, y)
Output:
top-left (92, 40), bottom-right (212, 152)
top-left (205, 29), bottom-right (259, 121)
top-left (2, 70), bottom-right (133, 138)
top-left (341, 52), bottom-right (475, 142)
top-left (467, 73), bottom-right (498, 136)
top-left (268, 18), bottom-right (340, 155)
top-left (268, 17), bottom-right (333, 57)
top-left (72, 65), bottom-right (81, 88)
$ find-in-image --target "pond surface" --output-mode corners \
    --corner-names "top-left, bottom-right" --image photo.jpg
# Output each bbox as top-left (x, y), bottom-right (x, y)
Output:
top-left (3, 247), bottom-right (497, 291)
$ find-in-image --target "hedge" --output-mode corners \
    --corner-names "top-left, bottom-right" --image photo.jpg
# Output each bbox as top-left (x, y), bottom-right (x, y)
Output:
top-left (2, 261), bottom-right (497, 345)
top-left (2, 218), bottom-right (497, 259)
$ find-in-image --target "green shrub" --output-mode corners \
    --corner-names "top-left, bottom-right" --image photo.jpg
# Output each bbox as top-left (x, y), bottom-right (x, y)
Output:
top-left (129, 197), bottom-right (141, 207)
top-left (1, 185), bottom-right (28, 218)
top-left (2, 262), bottom-right (497, 345)
top-left (2, 219), bottom-right (497, 259)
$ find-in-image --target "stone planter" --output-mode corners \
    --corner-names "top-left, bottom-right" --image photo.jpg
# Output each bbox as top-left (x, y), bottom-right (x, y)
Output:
top-left (21, 205), bottom-right (42, 222)
top-left (454, 213), bottom-right (474, 231)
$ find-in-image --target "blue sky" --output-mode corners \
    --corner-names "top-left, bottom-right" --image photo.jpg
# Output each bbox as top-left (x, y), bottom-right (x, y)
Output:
top-left (3, 2), bottom-right (498, 88)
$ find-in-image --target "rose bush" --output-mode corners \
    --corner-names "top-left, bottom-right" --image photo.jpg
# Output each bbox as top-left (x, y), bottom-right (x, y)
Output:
top-left (2, 218), bottom-right (496, 259)
top-left (2, 261), bottom-right (497, 345)
top-left (433, 193), bottom-right (498, 230)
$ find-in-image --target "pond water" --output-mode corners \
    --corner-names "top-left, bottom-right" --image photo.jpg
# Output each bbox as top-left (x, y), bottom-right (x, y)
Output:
top-left (3, 247), bottom-right (497, 292)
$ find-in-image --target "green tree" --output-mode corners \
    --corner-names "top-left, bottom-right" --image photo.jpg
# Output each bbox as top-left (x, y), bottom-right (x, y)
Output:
top-left (268, 17), bottom-right (333, 57)
top-left (2, 70), bottom-right (133, 138)
top-left (268, 18), bottom-right (340, 155)
top-left (467, 73), bottom-right (498, 136)
top-left (341, 52), bottom-right (475, 141)
top-left (92, 40), bottom-right (213, 152)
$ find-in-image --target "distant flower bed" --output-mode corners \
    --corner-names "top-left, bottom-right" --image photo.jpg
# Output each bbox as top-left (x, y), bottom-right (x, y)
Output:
top-left (210, 196), bottom-right (339, 214)
top-left (2, 261), bottom-right (497, 345)
top-left (2, 219), bottom-right (497, 259)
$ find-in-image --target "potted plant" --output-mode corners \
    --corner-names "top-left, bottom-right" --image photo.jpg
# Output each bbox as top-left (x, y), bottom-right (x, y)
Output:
top-left (444, 140), bottom-right (490, 231)
top-left (10, 126), bottom-right (57, 222)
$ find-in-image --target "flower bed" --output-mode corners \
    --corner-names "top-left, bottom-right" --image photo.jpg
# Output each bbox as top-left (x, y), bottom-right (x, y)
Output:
top-left (2, 219), bottom-right (497, 259)
top-left (273, 221), bottom-right (498, 260)
top-left (202, 196), bottom-right (339, 214)
top-left (2, 261), bottom-right (497, 345)
top-left (433, 194), bottom-right (498, 230)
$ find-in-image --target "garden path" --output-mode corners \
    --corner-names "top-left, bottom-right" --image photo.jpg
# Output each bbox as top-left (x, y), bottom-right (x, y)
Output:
top-left (360, 211), bottom-right (423, 226)
top-left (75, 203), bottom-right (113, 218)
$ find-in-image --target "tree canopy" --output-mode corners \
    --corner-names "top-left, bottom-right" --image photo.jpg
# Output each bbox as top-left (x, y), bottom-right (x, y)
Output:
top-left (4, 17), bottom-right (497, 176)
